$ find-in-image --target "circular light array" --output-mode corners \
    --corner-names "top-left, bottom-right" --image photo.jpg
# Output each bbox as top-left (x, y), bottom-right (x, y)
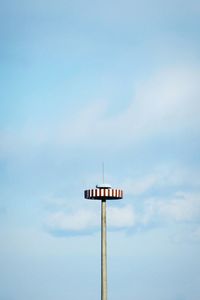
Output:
top-left (84, 188), bottom-right (123, 200)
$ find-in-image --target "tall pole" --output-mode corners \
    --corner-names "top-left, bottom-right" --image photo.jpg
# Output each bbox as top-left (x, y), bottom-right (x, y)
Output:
top-left (84, 184), bottom-right (123, 300)
top-left (101, 199), bottom-right (107, 300)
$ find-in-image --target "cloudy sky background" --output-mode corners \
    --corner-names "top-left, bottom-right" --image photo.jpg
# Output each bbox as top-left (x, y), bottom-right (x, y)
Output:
top-left (0, 0), bottom-right (200, 299)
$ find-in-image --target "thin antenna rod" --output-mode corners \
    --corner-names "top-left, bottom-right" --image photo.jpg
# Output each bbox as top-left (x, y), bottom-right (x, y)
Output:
top-left (102, 162), bottom-right (104, 183)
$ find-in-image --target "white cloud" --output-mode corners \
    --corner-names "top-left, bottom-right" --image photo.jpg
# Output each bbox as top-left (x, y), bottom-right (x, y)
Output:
top-left (141, 192), bottom-right (200, 224)
top-left (123, 166), bottom-right (200, 196)
top-left (46, 209), bottom-right (99, 231)
top-left (45, 191), bottom-right (200, 235)
top-left (123, 65), bottom-right (200, 140)
top-left (1, 64), bottom-right (200, 158)
top-left (158, 193), bottom-right (200, 222)
top-left (46, 204), bottom-right (136, 233)
top-left (107, 205), bottom-right (136, 228)
top-left (123, 174), bottom-right (158, 195)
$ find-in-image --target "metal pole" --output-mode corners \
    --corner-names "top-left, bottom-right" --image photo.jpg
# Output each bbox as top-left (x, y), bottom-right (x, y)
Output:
top-left (101, 199), bottom-right (107, 300)
top-left (84, 184), bottom-right (123, 300)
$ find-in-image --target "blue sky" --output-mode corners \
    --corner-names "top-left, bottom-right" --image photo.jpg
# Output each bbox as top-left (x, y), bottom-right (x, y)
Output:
top-left (0, 0), bottom-right (200, 299)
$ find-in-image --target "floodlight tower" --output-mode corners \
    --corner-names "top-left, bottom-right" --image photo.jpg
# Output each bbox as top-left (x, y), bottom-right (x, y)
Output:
top-left (84, 182), bottom-right (123, 300)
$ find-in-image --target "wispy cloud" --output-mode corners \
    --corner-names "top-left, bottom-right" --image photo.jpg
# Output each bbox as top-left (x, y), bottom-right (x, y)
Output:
top-left (45, 204), bottom-right (136, 234)
top-left (155, 193), bottom-right (200, 222)
top-left (45, 190), bottom-right (200, 236)
top-left (108, 205), bottom-right (136, 228)
top-left (46, 209), bottom-right (99, 231)
top-left (138, 192), bottom-right (200, 226)
top-left (1, 64), bottom-right (200, 159)
top-left (123, 174), bottom-right (158, 196)
top-left (122, 164), bottom-right (200, 197)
